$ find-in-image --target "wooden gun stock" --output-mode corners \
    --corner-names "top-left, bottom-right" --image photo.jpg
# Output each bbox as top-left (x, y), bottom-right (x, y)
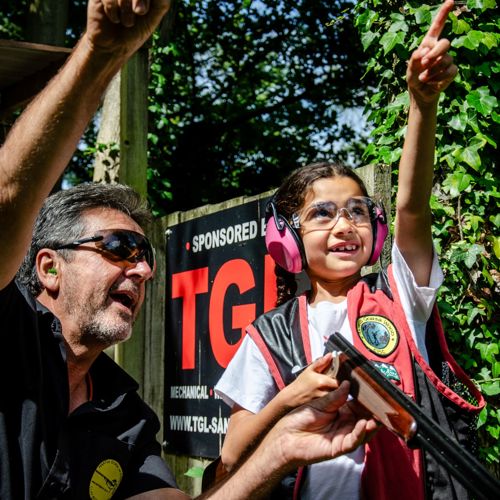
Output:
top-left (326, 349), bottom-right (417, 442)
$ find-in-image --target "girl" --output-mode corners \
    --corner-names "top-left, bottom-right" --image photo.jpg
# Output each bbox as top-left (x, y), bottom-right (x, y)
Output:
top-left (215, 1), bottom-right (484, 499)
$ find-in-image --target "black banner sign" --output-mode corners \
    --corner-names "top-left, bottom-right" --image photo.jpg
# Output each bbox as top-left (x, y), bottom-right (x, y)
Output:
top-left (164, 197), bottom-right (277, 458)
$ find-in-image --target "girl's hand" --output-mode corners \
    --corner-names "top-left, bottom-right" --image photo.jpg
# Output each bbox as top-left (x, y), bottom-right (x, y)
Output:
top-left (407, 0), bottom-right (458, 105)
top-left (284, 353), bottom-right (339, 408)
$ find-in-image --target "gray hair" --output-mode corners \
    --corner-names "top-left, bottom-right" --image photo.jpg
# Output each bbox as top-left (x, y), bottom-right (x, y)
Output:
top-left (16, 182), bottom-right (152, 297)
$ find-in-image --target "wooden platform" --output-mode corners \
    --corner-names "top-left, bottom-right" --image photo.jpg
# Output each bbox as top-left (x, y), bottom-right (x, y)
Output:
top-left (0, 39), bottom-right (71, 119)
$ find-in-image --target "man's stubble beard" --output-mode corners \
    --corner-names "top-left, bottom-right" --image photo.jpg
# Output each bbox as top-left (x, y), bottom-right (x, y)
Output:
top-left (62, 281), bottom-right (134, 348)
top-left (80, 308), bottom-right (133, 347)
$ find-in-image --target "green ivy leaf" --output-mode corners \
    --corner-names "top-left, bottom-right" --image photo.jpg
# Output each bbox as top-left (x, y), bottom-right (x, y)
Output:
top-left (482, 381), bottom-right (500, 396)
top-left (355, 9), bottom-right (378, 31)
top-left (379, 31), bottom-right (406, 55)
top-left (361, 30), bottom-right (377, 50)
top-left (450, 243), bottom-right (485, 268)
top-left (387, 92), bottom-right (409, 112)
top-left (477, 407), bottom-right (488, 427)
top-left (493, 236), bottom-right (500, 259)
top-left (379, 145), bottom-right (402, 164)
top-left (449, 112), bottom-right (468, 132)
top-left (414, 7), bottom-right (431, 26)
top-left (451, 18), bottom-right (471, 35)
top-left (466, 87), bottom-right (498, 116)
top-left (389, 20), bottom-right (409, 33)
top-left (465, 244), bottom-right (485, 268)
top-left (467, 307), bottom-right (483, 325)
top-left (473, 0), bottom-right (497, 11)
top-left (461, 145), bottom-right (482, 170)
top-left (479, 32), bottom-right (498, 50)
top-left (442, 171), bottom-right (473, 197)
top-left (453, 30), bottom-right (485, 50)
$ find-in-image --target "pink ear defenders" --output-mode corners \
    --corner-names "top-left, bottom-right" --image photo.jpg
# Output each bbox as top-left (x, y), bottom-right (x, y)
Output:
top-left (265, 198), bottom-right (388, 273)
top-left (265, 200), bottom-right (307, 274)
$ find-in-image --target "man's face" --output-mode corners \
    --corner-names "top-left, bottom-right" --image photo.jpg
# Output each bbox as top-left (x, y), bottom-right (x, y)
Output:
top-left (56, 208), bottom-right (153, 348)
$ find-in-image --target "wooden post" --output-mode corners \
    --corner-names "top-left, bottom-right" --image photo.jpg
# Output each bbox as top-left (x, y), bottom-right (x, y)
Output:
top-left (26, 0), bottom-right (68, 46)
top-left (355, 163), bottom-right (392, 270)
top-left (94, 48), bottom-right (149, 390)
top-left (119, 48), bottom-right (149, 198)
top-left (93, 73), bottom-right (121, 184)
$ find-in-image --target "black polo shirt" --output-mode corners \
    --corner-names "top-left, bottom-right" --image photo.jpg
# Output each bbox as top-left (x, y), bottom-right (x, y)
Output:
top-left (0, 280), bottom-right (177, 499)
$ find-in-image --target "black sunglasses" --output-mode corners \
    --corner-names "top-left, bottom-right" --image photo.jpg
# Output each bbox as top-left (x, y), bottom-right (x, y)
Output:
top-left (55, 229), bottom-right (156, 270)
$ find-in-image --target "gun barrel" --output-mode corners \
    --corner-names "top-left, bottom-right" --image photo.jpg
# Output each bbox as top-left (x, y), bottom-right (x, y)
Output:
top-left (410, 421), bottom-right (499, 500)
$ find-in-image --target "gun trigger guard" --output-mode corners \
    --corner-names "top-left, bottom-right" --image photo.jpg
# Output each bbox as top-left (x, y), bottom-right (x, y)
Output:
top-left (326, 351), bottom-right (341, 379)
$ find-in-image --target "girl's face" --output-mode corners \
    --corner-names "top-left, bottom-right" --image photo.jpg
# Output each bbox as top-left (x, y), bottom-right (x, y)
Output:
top-left (298, 176), bottom-right (373, 283)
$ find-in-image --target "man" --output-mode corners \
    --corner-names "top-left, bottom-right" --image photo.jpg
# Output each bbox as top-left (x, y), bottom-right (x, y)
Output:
top-left (0, 1), bottom-right (376, 498)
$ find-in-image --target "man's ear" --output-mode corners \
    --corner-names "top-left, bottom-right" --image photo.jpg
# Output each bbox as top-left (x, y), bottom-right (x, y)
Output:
top-left (37, 250), bottom-right (60, 292)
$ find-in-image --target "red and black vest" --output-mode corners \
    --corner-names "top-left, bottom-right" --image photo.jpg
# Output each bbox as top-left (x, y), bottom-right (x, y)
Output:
top-left (247, 266), bottom-right (484, 500)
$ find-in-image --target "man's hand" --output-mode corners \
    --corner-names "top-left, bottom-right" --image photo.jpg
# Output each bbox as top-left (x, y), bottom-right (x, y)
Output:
top-left (85, 0), bottom-right (171, 57)
top-left (407, 0), bottom-right (458, 105)
top-left (271, 381), bottom-right (378, 469)
top-left (197, 382), bottom-right (377, 499)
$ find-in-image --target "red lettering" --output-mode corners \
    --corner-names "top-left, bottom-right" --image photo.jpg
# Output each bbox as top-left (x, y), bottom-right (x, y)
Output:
top-left (263, 254), bottom-right (278, 313)
top-left (209, 259), bottom-right (256, 367)
top-left (171, 268), bottom-right (209, 369)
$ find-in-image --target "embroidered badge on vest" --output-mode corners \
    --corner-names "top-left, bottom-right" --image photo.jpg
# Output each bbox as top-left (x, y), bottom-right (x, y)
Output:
top-left (356, 315), bottom-right (399, 357)
top-left (89, 459), bottom-right (123, 500)
top-left (373, 361), bottom-right (400, 381)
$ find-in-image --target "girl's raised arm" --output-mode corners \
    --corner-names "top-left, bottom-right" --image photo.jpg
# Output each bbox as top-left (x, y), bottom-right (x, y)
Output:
top-left (395, 0), bottom-right (457, 286)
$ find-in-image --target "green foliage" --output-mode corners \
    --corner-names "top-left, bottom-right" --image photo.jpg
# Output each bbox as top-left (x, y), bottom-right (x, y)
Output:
top-left (355, 0), bottom-right (499, 472)
top-left (148, 0), bottom-right (373, 215)
top-left (0, 1), bottom-right (87, 45)
top-left (1, 1), bottom-right (373, 213)
top-left (0, 1), bottom-right (28, 39)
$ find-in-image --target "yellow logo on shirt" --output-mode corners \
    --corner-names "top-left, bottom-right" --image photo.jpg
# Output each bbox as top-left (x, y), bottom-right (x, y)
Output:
top-left (357, 315), bottom-right (399, 357)
top-left (89, 459), bottom-right (123, 500)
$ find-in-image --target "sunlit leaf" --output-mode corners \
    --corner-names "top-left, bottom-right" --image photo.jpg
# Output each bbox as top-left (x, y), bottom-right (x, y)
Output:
top-left (361, 30), bottom-right (378, 50)
top-left (493, 236), bottom-right (500, 259)
top-left (482, 381), bottom-right (500, 396)
top-left (461, 146), bottom-right (482, 170)
top-left (466, 87), bottom-right (498, 116)
top-left (443, 171), bottom-right (473, 197)
top-left (379, 31), bottom-right (406, 55)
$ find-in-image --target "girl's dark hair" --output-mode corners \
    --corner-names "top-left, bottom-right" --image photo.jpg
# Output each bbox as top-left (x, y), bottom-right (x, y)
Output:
top-left (273, 162), bottom-right (369, 306)
top-left (17, 182), bottom-right (151, 297)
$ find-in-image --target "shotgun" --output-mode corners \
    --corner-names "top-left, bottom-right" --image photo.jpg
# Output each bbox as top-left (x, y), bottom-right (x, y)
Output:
top-left (324, 332), bottom-right (500, 500)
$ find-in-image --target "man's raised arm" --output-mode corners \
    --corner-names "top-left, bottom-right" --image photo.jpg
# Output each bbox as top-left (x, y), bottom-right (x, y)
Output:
top-left (0, 0), bottom-right (170, 289)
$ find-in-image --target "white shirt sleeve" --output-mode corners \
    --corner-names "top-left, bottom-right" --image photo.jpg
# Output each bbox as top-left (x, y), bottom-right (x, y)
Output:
top-left (391, 243), bottom-right (444, 361)
top-left (214, 334), bottom-right (278, 414)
